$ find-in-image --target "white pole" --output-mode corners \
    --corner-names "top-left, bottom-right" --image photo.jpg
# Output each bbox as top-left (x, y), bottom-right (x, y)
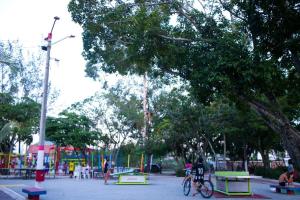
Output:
top-left (35, 16), bottom-right (60, 188)
top-left (142, 72), bottom-right (148, 142)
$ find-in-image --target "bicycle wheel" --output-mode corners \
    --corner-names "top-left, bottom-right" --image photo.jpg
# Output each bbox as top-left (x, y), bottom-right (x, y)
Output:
top-left (199, 180), bottom-right (214, 198)
top-left (183, 178), bottom-right (191, 196)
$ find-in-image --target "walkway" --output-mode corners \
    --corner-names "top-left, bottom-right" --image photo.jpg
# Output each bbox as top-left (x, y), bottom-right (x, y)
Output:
top-left (0, 175), bottom-right (299, 200)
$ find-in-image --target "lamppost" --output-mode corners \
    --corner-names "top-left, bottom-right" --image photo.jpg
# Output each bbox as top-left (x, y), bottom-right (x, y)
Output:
top-left (35, 16), bottom-right (74, 188)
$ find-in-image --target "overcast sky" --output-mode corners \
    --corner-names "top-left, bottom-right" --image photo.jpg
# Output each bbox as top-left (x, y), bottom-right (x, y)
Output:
top-left (0, 0), bottom-right (101, 115)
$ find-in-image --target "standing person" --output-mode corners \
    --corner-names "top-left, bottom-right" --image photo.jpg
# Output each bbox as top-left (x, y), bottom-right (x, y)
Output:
top-left (192, 157), bottom-right (205, 196)
top-left (69, 161), bottom-right (75, 178)
top-left (63, 161), bottom-right (68, 175)
top-left (103, 158), bottom-right (110, 185)
top-left (287, 159), bottom-right (294, 174)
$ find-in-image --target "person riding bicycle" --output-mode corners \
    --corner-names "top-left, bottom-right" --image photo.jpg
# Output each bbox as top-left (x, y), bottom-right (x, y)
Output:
top-left (185, 160), bottom-right (193, 176)
top-left (192, 157), bottom-right (205, 196)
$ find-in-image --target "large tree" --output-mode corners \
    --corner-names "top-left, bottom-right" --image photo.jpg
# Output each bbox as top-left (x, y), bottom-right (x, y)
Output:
top-left (68, 79), bottom-right (145, 163)
top-left (0, 41), bottom-right (43, 152)
top-left (68, 0), bottom-right (300, 167)
top-left (46, 111), bottom-right (102, 162)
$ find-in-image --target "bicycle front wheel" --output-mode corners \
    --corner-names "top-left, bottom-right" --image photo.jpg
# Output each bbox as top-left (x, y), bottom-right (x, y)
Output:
top-left (183, 178), bottom-right (191, 196)
top-left (199, 180), bottom-right (214, 198)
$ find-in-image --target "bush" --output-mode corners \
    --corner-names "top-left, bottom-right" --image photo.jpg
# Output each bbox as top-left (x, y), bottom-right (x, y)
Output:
top-left (254, 167), bottom-right (286, 180)
top-left (175, 168), bottom-right (185, 177)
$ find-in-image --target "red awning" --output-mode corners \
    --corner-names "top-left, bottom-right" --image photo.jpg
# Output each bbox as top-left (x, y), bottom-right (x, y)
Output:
top-left (28, 145), bottom-right (56, 154)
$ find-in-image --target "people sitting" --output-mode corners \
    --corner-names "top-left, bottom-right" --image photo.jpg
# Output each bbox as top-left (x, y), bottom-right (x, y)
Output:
top-left (279, 170), bottom-right (294, 187)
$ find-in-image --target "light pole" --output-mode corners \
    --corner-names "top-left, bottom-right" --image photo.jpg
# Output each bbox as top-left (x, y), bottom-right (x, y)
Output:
top-left (35, 16), bottom-right (74, 187)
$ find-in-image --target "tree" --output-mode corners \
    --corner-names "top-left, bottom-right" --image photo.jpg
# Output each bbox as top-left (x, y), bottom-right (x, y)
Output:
top-left (68, 79), bottom-right (145, 164)
top-left (46, 111), bottom-right (101, 162)
top-left (0, 94), bottom-right (40, 153)
top-left (68, 0), bottom-right (300, 168)
top-left (0, 40), bottom-right (50, 153)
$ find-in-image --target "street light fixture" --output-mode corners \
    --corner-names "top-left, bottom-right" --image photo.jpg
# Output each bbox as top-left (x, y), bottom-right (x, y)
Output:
top-left (35, 16), bottom-right (74, 188)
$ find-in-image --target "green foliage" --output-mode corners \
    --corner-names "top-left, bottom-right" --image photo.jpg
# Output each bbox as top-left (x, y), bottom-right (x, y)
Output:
top-left (0, 94), bottom-right (40, 152)
top-left (46, 111), bottom-right (101, 149)
top-left (254, 166), bottom-right (286, 180)
top-left (68, 0), bottom-right (300, 167)
top-left (175, 168), bottom-right (185, 177)
top-left (0, 40), bottom-right (44, 153)
top-left (0, 41), bottom-right (43, 98)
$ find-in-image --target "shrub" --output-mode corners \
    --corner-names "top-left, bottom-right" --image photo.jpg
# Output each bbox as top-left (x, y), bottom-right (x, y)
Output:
top-left (254, 167), bottom-right (286, 180)
top-left (175, 168), bottom-right (185, 177)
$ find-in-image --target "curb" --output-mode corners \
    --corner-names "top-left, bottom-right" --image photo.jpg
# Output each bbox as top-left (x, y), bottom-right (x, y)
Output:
top-left (0, 186), bottom-right (25, 200)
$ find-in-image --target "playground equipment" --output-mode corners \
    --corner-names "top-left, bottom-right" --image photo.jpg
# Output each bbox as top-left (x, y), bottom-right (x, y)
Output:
top-left (27, 142), bottom-right (156, 181)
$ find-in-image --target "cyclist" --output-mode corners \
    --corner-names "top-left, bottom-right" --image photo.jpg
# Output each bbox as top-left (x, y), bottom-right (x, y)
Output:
top-left (192, 157), bottom-right (205, 196)
top-left (182, 160), bottom-right (193, 184)
top-left (185, 160), bottom-right (193, 174)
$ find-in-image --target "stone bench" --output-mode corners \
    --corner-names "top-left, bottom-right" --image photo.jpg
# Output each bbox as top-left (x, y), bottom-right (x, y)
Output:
top-left (22, 187), bottom-right (47, 200)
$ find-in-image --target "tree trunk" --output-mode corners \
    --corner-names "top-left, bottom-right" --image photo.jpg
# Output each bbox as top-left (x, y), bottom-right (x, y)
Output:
top-left (257, 137), bottom-right (270, 169)
top-left (243, 143), bottom-right (248, 171)
top-left (260, 150), bottom-right (270, 169)
top-left (242, 96), bottom-right (300, 169)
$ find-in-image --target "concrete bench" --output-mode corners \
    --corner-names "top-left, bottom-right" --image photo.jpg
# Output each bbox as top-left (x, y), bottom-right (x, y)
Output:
top-left (270, 184), bottom-right (300, 195)
top-left (215, 171), bottom-right (261, 195)
top-left (22, 187), bottom-right (47, 200)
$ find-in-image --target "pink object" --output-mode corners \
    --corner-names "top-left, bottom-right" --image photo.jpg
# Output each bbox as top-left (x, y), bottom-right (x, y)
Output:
top-left (185, 163), bottom-right (192, 169)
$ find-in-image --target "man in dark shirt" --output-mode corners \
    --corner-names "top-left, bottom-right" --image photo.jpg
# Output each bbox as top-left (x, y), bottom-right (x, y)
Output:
top-left (192, 157), bottom-right (205, 196)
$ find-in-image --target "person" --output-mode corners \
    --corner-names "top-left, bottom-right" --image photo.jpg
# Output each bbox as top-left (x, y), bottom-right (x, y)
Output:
top-left (192, 157), bottom-right (205, 196)
top-left (279, 170), bottom-right (294, 187)
top-left (63, 161), bottom-right (68, 175)
top-left (44, 162), bottom-right (49, 175)
top-left (85, 164), bottom-right (91, 179)
top-left (69, 161), bottom-right (75, 178)
top-left (287, 159), bottom-right (294, 174)
top-left (74, 163), bottom-right (82, 179)
top-left (103, 158), bottom-right (110, 184)
top-left (185, 160), bottom-right (193, 175)
top-left (182, 160), bottom-right (193, 184)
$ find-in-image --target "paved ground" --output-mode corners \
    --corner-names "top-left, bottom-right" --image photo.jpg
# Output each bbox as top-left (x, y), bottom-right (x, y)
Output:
top-left (0, 190), bottom-right (14, 200)
top-left (0, 175), bottom-right (299, 200)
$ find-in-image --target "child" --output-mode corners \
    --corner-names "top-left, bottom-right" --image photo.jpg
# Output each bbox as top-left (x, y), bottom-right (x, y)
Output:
top-left (182, 160), bottom-right (192, 185)
top-left (192, 157), bottom-right (205, 196)
top-left (185, 160), bottom-right (192, 176)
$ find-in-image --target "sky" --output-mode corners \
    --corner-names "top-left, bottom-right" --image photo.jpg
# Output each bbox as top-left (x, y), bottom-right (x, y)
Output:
top-left (0, 0), bottom-right (101, 115)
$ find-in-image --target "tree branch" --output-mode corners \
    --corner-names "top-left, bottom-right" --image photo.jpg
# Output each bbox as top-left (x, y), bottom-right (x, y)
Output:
top-left (217, 0), bottom-right (246, 22)
top-left (157, 34), bottom-right (193, 42)
top-left (291, 51), bottom-right (300, 73)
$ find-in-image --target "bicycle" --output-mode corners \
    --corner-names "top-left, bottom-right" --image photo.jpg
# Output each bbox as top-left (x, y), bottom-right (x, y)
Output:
top-left (183, 174), bottom-right (214, 198)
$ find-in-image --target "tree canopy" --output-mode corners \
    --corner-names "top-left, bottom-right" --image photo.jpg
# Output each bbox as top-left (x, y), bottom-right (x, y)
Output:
top-left (0, 41), bottom-right (43, 153)
top-left (69, 0), bottom-right (300, 168)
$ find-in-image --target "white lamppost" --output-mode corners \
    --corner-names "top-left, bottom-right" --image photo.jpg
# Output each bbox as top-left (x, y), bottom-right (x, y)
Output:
top-left (35, 16), bottom-right (74, 188)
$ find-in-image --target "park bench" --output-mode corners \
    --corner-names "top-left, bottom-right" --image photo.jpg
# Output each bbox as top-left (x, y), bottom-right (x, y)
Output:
top-left (270, 184), bottom-right (300, 195)
top-left (22, 187), bottom-right (47, 200)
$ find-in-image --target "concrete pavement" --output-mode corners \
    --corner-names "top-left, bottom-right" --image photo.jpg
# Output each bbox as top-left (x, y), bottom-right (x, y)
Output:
top-left (0, 175), bottom-right (299, 200)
